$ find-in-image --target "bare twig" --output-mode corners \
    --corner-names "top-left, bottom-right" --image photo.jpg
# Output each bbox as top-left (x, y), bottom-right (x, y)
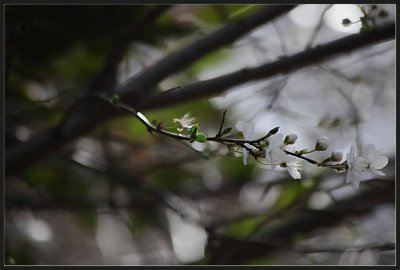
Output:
top-left (216, 110), bottom-right (228, 137)
top-left (305, 4), bottom-right (333, 49)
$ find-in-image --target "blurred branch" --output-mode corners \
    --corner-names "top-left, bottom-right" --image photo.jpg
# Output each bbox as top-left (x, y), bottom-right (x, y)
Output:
top-left (5, 21), bottom-right (394, 176)
top-left (119, 5), bottom-right (297, 99)
top-left (305, 4), bottom-right (333, 49)
top-left (211, 187), bottom-right (314, 264)
top-left (87, 5), bottom-right (172, 95)
top-left (144, 23), bottom-right (395, 110)
top-left (207, 179), bottom-right (394, 264)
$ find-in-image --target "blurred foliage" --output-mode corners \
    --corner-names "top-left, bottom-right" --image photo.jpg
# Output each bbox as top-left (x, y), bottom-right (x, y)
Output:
top-left (225, 216), bottom-right (264, 238)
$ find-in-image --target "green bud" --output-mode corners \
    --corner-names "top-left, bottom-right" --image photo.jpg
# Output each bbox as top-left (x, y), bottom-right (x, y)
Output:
top-left (196, 133), bottom-right (207, 143)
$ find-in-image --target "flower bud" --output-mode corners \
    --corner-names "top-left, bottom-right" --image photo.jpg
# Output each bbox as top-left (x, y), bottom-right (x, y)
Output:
top-left (342, 18), bottom-right (352, 27)
top-left (284, 133), bottom-right (298, 145)
top-left (330, 150), bottom-right (343, 161)
top-left (315, 137), bottom-right (329, 151)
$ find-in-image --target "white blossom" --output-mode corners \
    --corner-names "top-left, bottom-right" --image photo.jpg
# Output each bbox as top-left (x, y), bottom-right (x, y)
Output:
top-left (173, 113), bottom-right (197, 132)
top-left (346, 144), bottom-right (388, 189)
top-left (236, 121), bottom-right (259, 140)
top-left (265, 134), bottom-right (287, 170)
top-left (236, 121), bottom-right (259, 165)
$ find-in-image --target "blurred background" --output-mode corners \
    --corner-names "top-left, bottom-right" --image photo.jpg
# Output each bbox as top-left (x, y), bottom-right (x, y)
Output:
top-left (5, 4), bottom-right (395, 265)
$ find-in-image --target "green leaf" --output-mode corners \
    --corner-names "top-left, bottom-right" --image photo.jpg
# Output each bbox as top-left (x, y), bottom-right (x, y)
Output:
top-left (222, 127), bottom-right (232, 135)
top-left (196, 133), bottom-right (207, 143)
top-left (190, 124), bottom-right (199, 139)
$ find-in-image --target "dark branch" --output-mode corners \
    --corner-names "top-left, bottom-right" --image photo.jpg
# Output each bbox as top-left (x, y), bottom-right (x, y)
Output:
top-left (119, 5), bottom-right (297, 100)
top-left (208, 180), bottom-right (394, 264)
top-left (88, 5), bottom-right (172, 95)
top-left (143, 23), bottom-right (395, 110)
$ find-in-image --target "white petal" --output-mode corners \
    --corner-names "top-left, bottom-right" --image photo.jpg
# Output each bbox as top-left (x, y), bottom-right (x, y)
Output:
top-left (353, 157), bottom-right (370, 171)
top-left (370, 168), bottom-right (386, 176)
top-left (269, 134), bottom-right (284, 148)
top-left (244, 126), bottom-right (256, 140)
top-left (266, 151), bottom-right (276, 170)
top-left (369, 155), bottom-right (388, 169)
top-left (242, 148), bottom-right (249, 166)
top-left (347, 145), bottom-right (356, 164)
top-left (288, 165), bottom-right (301, 179)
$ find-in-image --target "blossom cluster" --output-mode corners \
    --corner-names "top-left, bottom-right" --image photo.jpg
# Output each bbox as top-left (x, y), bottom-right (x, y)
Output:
top-left (235, 121), bottom-right (388, 190)
top-left (108, 96), bottom-right (390, 192)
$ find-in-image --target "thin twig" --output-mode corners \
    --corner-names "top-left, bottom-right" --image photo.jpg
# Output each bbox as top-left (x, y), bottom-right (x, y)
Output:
top-left (103, 96), bottom-right (348, 171)
top-left (216, 110), bottom-right (228, 137)
top-left (305, 4), bottom-right (333, 49)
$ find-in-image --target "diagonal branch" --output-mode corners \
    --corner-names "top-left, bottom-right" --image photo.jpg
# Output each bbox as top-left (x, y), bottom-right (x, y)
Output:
top-left (142, 23), bottom-right (395, 110)
top-left (88, 5), bottom-right (172, 95)
top-left (118, 5), bottom-right (297, 100)
top-left (5, 22), bottom-right (395, 176)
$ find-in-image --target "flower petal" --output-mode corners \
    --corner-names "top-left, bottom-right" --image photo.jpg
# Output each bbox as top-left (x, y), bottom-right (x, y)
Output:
top-left (371, 168), bottom-right (386, 176)
top-left (369, 155), bottom-right (388, 169)
top-left (347, 145), bottom-right (356, 164)
top-left (236, 121), bottom-right (246, 131)
top-left (269, 134), bottom-right (284, 148)
top-left (288, 165), bottom-right (301, 179)
top-left (242, 148), bottom-right (249, 166)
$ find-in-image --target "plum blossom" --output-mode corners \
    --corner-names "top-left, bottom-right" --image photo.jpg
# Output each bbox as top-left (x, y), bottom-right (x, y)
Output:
top-left (173, 113), bottom-right (197, 132)
top-left (265, 134), bottom-right (302, 179)
top-left (346, 144), bottom-right (388, 189)
top-left (265, 134), bottom-right (287, 170)
top-left (236, 121), bottom-right (260, 165)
